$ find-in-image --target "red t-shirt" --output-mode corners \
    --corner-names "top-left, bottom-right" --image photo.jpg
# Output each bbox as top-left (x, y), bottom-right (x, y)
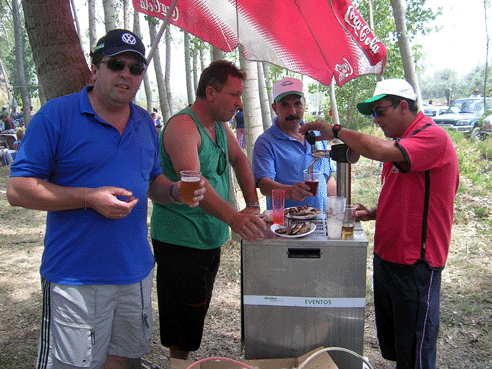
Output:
top-left (375, 112), bottom-right (459, 268)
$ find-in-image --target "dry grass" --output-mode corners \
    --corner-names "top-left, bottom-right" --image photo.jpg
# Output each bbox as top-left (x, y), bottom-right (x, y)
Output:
top-left (0, 153), bottom-right (491, 368)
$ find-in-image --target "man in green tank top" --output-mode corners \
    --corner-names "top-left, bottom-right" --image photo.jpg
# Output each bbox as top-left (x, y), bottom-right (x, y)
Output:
top-left (150, 60), bottom-right (267, 360)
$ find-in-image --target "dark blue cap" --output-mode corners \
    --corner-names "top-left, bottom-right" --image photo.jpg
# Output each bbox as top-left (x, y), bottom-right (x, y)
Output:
top-left (94, 29), bottom-right (147, 64)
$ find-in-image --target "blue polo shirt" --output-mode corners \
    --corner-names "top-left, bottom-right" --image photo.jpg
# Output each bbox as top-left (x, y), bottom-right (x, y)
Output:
top-left (10, 86), bottom-right (160, 285)
top-left (252, 118), bottom-right (336, 211)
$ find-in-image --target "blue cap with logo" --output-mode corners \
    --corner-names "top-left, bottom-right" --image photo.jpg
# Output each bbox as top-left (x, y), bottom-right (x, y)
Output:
top-left (93, 29), bottom-right (147, 64)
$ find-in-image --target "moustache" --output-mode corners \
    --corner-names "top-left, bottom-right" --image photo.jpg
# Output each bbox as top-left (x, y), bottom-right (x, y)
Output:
top-left (286, 115), bottom-right (300, 121)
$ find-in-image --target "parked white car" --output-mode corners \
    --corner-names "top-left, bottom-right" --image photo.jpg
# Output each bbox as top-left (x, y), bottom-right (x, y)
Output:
top-left (423, 105), bottom-right (449, 118)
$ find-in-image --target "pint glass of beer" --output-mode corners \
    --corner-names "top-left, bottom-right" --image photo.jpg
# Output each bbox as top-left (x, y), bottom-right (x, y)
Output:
top-left (180, 170), bottom-right (202, 205)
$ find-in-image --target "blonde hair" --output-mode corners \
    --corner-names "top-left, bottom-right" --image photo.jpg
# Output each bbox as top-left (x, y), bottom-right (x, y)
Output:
top-left (16, 128), bottom-right (25, 141)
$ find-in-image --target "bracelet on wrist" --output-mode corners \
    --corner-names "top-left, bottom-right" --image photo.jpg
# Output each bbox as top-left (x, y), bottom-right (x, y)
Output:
top-left (169, 183), bottom-right (181, 203)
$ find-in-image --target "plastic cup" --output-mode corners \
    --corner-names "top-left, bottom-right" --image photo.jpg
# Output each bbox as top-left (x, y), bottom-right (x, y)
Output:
top-left (327, 211), bottom-right (344, 239)
top-left (180, 170), bottom-right (202, 205)
top-left (303, 169), bottom-right (320, 196)
top-left (342, 205), bottom-right (357, 236)
top-left (272, 189), bottom-right (285, 225)
top-left (326, 196), bottom-right (346, 215)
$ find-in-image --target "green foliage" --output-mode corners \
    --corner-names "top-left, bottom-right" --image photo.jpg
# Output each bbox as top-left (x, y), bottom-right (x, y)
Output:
top-left (0, 3), bottom-right (38, 104)
top-left (477, 138), bottom-right (492, 158)
top-left (419, 60), bottom-right (492, 102)
top-left (474, 205), bottom-right (489, 219)
top-left (5, 33), bottom-right (38, 102)
top-left (449, 130), bottom-right (492, 190)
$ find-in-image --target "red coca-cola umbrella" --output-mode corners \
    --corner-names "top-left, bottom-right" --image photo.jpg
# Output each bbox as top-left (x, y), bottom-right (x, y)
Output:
top-left (133, 0), bottom-right (387, 86)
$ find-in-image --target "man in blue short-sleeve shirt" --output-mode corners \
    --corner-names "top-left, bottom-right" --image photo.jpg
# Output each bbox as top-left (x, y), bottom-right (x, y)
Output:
top-left (253, 77), bottom-right (336, 211)
top-left (7, 29), bottom-right (204, 369)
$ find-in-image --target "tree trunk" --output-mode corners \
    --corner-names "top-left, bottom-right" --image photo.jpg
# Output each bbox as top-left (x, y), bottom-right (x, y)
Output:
top-left (212, 46), bottom-right (225, 61)
top-left (23, 0), bottom-right (90, 101)
top-left (184, 32), bottom-right (194, 105)
top-left (239, 50), bottom-right (263, 162)
top-left (133, 10), bottom-right (153, 113)
top-left (262, 62), bottom-right (275, 120)
top-left (12, 0), bottom-right (31, 126)
top-left (199, 41), bottom-right (207, 71)
top-left (165, 26), bottom-right (173, 116)
top-left (102, 0), bottom-right (116, 31)
top-left (193, 47), bottom-right (199, 92)
top-left (0, 57), bottom-right (13, 111)
top-left (148, 19), bottom-right (170, 122)
top-left (257, 62), bottom-right (271, 131)
top-left (88, 0), bottom-right (97, 52)
top-left (69, 0), bottom-right (82, 48)
top-left (483, 0), bottom-right (489, 111)
top-left (13, 0), bottom-right (31, 126)
top-left (123, 0), bottom-right (130, 30)
top-left (390, 0), bottom-right (422, 110)
top-left (368, 0), bottom-right (383, 83)
top-left (39, 84), bottom-right (47, 106)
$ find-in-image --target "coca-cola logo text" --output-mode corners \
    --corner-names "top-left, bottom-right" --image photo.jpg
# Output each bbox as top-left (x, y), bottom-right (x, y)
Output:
top-left (138, 0), bottom-right (179, 22)
top-left (334, 58), bottom-right (353, 82)
top-left (344, 6), bottom-right (380, 55)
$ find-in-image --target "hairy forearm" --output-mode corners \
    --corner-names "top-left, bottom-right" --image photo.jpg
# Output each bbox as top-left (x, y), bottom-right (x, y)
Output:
top-left (7, 177), bottom-right (85, 211)
top-left (147, 174), bottom-right (174, 204)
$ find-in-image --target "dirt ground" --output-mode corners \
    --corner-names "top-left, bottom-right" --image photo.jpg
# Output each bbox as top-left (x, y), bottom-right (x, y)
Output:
top-left (0, 158), bottom-right (491, 369)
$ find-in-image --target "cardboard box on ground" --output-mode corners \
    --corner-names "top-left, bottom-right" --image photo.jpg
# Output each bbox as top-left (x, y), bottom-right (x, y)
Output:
top-left (171, 347), bottom-right (339, 369)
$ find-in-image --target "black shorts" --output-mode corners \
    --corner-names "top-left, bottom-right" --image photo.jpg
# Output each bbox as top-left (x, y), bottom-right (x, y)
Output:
top-left (373, 253), bottom-right (441, 369)
top-left (152, 239), bottom-right (221, 351)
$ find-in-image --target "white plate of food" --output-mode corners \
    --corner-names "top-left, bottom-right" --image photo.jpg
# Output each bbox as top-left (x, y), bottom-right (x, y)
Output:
top-left (284, 205), bottom-right (323, 220)
top-left (271, 222), bottom-right (316, 238)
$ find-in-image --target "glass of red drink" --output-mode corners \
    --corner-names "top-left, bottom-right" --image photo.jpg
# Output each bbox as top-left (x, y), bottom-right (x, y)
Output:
top-left (303, 169), bottom-right (320, 196)
top-left (272, 189), bottom-right (285, 225)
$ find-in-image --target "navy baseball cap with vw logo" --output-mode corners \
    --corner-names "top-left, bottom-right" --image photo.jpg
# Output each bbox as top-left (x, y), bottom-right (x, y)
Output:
top-left (93, 29), bottom-right (147, 64)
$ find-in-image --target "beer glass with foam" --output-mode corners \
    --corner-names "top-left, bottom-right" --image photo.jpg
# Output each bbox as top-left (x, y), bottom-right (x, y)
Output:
top-left (180, 170), bottom-right (202, 205)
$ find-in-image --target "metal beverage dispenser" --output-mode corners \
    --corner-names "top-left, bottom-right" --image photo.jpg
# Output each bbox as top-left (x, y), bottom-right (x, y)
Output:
top-left (241, 131), bottom-right (369, 368)
top-left (305, 131), bottom-right (360, 203)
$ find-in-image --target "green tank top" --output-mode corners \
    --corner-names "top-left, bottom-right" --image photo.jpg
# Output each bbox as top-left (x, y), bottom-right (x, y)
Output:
top-left (150, 107), bottom-right (230, 249)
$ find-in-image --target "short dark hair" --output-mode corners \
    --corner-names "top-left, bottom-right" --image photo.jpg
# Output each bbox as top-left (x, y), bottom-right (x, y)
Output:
top-left (384, 95), bottom-right (418, 113)
top-left (90, 51), bottom-right (104, 68)
top-left (196, 60), bottom-right (246, 98)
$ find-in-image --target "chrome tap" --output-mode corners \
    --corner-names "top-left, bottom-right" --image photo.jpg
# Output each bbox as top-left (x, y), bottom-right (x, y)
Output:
top-left (305, 131), bottom-right (333, 173)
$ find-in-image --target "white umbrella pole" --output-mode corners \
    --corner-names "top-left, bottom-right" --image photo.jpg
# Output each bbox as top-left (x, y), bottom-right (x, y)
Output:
top-left (145, 0), bottom-right (179, 66)
top-left (329, 77), bottom-right (340, 125)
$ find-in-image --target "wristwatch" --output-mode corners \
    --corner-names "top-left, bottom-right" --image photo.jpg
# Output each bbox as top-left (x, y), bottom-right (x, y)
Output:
top-left (332, 124), bottom-right (342, 139)
top-left (246, 201), bottom-right (260, 209)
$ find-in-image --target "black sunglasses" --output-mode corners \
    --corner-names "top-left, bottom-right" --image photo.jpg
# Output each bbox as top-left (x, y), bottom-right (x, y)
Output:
top-left (372, 104), bottom-right (395, 118)
top-left (100, 59), bottom-right (146, 76)
top-left (216, 143), bottom-right (227, 175)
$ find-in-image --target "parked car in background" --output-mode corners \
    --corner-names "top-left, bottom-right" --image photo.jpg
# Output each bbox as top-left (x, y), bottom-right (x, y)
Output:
top-left (423, 105), bottom-right (449, 118)
top-left (433, 98), bottom-right (492, 138)
top-left (475, 113), bottom-right (492, 140)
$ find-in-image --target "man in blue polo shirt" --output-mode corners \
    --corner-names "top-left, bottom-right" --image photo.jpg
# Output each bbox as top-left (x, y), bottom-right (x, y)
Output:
top-left (7, 29), bottom-right (204, 369)
top-left (253, 77), bottom-right (336, 211)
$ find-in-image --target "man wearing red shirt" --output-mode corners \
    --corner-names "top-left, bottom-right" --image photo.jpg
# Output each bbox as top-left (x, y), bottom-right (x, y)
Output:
top-left (300, 79), bottom-right (459, 369)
